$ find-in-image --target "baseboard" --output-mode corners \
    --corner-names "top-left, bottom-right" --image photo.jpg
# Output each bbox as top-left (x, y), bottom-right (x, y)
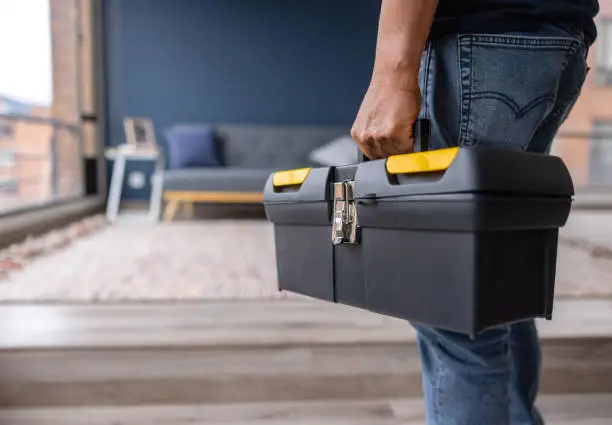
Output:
top-left (0, 197), bottom-right (105, 249)
top-left (573, 189), bottom-right (612, 210)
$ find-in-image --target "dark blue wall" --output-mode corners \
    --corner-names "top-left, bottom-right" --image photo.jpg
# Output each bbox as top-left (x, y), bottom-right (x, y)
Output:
top-left (103, 0), bottom-right (381, 199)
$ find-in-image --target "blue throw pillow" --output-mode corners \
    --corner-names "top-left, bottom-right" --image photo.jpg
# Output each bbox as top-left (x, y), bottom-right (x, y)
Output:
top-left (165, 125), bottom-right (222, 169)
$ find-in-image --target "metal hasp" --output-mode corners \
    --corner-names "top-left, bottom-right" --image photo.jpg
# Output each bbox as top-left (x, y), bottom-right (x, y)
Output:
top-left (331, 181), bottom-right (359, 245)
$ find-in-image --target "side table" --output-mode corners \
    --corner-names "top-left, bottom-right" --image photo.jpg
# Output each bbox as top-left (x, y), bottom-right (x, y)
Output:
top-left (105, 145), bottom-right (164, 222)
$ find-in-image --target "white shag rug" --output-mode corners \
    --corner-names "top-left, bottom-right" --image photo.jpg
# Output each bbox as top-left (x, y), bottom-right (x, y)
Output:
top-left (0, 212), bottom-right (611, 302)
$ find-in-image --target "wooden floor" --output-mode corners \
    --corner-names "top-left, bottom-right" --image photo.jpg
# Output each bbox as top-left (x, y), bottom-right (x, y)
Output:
top-left (1, 395), bottom-right (611, 425)
top-left (0, 299), bottom-right (611, 423)
top-left (1, 298), bottom-right (611, 350)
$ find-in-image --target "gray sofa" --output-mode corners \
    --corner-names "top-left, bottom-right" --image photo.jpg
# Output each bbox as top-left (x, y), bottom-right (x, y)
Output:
top-left (159, 124), bottom-right (350, 220)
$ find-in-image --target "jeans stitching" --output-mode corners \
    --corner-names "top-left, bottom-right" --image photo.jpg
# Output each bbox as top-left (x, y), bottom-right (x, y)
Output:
top-left (470, 34), bottom-right (580, 48)
top-left (458, 35), bottom-right (473, 146)
top-left (465, 37), bottom-right (474, 145)
top-left (435, 368), bottom-right (444, 423)
top-left (467, 36), bottom-right (475, 146)
top-left (469, 92), bottom-right (556, 119)
top-left (433, 341), bottom-right (444, 423)
top-left (525, 47), bottom-right (583, 152)
top-left (456, 36), bottom-right (463, 146)
top-left (458, 34), bottom-right (580, 149)
top-left (472, 44), bottom-right (580, 52)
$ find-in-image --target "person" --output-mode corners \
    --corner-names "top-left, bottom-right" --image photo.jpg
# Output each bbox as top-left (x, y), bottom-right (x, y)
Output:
top-left (351, 1), bottom-right (599, 424)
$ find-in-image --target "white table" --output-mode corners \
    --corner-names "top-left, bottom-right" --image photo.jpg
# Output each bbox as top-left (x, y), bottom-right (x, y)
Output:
top-left (105, 145), bottom-right (164, 222)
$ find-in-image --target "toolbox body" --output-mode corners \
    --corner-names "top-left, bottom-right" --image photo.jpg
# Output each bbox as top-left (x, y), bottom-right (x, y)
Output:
top-left (263, 142), bottom-right (574, 336)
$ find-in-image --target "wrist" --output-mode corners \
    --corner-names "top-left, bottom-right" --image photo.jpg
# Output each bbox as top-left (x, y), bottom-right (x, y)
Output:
top-left (371, 56), bottom-right (421, 90)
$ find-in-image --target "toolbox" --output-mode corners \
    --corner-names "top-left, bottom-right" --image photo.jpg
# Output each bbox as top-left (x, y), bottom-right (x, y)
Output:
top-left (263, 121), bottom-right (574, 336)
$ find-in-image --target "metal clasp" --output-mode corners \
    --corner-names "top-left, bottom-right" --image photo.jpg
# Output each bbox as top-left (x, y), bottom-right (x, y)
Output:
top-left (332, 181), bottom-right (359, 245)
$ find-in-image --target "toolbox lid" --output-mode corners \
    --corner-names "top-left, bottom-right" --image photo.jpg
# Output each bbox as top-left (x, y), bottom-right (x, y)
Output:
top-left (263, 166), bottom-right (333, 226)
top-left (355, 146), bottom-right (575, 200)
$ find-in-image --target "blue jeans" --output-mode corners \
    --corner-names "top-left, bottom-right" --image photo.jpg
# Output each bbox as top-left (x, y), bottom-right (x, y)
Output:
top-left (413, 25), bottom-right (589, 425)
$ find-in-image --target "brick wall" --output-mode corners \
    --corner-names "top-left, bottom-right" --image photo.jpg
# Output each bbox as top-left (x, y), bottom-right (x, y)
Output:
top-left (50, 0), bottom-right (82, 199)
top-left (78, 0), bottom-right (97, 157)
top-left (0, 108), bottom-right (53, 211)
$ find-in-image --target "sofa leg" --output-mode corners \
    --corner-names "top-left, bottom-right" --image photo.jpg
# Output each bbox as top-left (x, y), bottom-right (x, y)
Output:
top-left (149, 173), bottom-right (164, 222)
top-left (183, 202), bottom-right (195, 219)
top-left (163, 200), bottom-right (180, 222)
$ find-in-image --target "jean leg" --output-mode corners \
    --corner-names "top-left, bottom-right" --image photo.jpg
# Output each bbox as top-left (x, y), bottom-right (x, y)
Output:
top-left (415, 323), bottom-right (512, 425)
top-left (414, 24), bottom-right (589, 425)
top-left (415, 321), bottom-right (543, 425)
top-left (509, 321), bottom-right (544, 425)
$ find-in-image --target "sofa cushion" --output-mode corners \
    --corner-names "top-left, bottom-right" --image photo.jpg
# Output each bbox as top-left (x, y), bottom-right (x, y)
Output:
top-left (163, 167), bottom-right (272, 193)
top-left (215, 125), bottom-right (349, 169)
top-left (165, 125), bottom-right (222, 169)
top-left (308, 134), bottom-right (358, 166)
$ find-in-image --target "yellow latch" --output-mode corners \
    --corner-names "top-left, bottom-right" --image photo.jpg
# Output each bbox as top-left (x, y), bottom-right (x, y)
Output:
top-left (386, 147), bottom-right (459, 175)
top-left (272, 167), bottom-right (311, 187)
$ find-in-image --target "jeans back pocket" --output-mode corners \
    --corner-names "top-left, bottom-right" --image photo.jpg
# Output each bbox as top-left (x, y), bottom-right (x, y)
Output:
top-left (458, 33), bottom-right (584, 151)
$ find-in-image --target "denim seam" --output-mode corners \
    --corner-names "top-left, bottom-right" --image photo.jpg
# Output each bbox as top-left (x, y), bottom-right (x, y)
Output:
top-left (467, 36), bottom-right (475, 147)
top-left (524, 47), bottom-right (580, 152)
top-left (456, 36), bottom-right (463, 146)
top-left (471, 43), bottom-right (580, 52)
top-left (469, 92), bottom-right (556, 119)
top-left (433, 342), bottom-right (444, 424)
top-left (435, 370), bottom-right (443, 423)
top-left (470, 34), bottom-right (580, 48)
top-left (458, 35), bottom-right (474, 146)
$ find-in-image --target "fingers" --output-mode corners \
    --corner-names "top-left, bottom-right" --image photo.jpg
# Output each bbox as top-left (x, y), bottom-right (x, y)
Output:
top-left (352, 129), bottom-right (413, 160)
top-left (379, 136), bottom-right (406, 157)
top-left (363, 137), bottom-right (386, 160)
top-left (358, 142), bottom-right (377, 160)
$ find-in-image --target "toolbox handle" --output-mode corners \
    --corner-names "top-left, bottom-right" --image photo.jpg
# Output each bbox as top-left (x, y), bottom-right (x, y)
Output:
top-left (413, 119), bottom-right (431, 153)
top-left (358, 119), bottom-right (431, 163)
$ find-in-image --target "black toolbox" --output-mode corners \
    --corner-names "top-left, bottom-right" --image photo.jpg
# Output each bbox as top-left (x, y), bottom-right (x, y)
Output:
top-left (263, 121), bottom-right (574, 336)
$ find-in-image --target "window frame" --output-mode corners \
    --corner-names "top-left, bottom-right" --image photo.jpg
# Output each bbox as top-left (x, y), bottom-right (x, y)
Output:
top-left (589, 121), bottom-right (612, 186)
top-left (0, 149), bottom-right (16, 167)
top-left (0, 149), bottom-right (18, 193)
top-left (596, 18), bottom-right (612, 85)
top-left (0, 121), bottom-right (14, 139)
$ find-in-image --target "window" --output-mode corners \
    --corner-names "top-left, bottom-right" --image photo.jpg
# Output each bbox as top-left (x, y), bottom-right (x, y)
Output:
top-left (0, 150), bottom-right (15, 167)
top-left (0, 0), bottom-right (94, 214)
top-left (597, 19), bottom-right (612, 84)
top-left (0, 122), bottom-right (14, 139)
top-left (0, 178), bottom-right (18, 193)
top-left (0, 150), bottom-right (17, 193)
top-left (590, 122), bottom-right (612, 186)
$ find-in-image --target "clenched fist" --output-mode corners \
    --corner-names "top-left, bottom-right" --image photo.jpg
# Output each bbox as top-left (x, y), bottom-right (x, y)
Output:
top-left (351, 77), bottom-right (421, 160)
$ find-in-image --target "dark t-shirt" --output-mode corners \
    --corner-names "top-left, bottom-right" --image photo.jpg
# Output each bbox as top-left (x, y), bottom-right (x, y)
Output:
top-left (433, 0), bottom-right (600, 44)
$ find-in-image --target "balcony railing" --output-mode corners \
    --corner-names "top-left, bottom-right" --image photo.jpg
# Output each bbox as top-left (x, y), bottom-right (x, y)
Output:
top-left (554, 131), bottom-right (612, 191)
top-left (0, 114), bottom-right (84, 216)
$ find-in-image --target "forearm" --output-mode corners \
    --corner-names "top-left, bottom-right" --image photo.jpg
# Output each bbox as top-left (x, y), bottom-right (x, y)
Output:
top-left (372, 0), bottom-right (438, 87)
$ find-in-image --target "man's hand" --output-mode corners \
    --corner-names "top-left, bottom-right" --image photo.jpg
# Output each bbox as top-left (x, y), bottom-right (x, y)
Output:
top-left (351, 0), bottom-right (437, 160)
top-left (351, 77), bottom-right (421, 160)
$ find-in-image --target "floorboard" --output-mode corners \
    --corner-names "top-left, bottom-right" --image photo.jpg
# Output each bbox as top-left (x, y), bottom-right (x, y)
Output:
top-left (1, 395), bottom-right (610, 425)
top-left (0, 299), bottom-right (610, 350)
top-left (0, 299), bottom-right (611, 407)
